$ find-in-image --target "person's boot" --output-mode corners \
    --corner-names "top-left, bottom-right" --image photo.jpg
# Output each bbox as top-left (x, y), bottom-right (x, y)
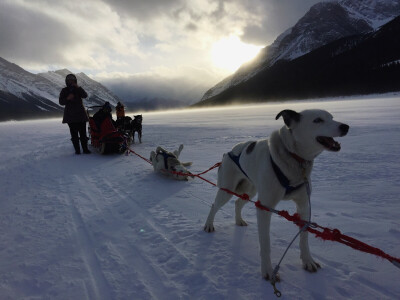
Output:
top-left (72, 138), bottom-right (81, 154)
top-left (80, 137), bottom-right (91, 154)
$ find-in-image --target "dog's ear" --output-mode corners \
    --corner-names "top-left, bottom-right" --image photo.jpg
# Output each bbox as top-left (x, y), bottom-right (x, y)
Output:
top-left (275, 110), bottom-right (301, 128)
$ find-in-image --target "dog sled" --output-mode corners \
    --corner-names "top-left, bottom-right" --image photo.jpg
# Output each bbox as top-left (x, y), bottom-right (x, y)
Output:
top-left (87, 103), bottom-right (129, 154)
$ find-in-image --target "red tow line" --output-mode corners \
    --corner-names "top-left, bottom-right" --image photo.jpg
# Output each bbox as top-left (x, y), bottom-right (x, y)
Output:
top-left (127, 148), bottom-right (400, 268)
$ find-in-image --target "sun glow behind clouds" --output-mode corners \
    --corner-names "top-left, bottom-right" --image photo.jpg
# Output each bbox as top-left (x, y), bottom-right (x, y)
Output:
top-left (211, 36), bottom-right (263, 72)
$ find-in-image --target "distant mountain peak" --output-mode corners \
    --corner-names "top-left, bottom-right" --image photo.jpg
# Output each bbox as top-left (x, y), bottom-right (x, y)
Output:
top-left (201, 0), bottom-right (400, 101)
top-left (196, 15), bottom-right (400, 107)
top-left (38, 70), bottom-right (120, 106)
top-left (54, 68), bottom-right (74, 77)
top-left (0, 57), bottom-right (120, 121)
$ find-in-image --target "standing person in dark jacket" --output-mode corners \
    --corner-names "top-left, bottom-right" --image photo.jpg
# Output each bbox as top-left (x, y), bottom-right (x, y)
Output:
top-left (59, 74), bottom-right (91, 154)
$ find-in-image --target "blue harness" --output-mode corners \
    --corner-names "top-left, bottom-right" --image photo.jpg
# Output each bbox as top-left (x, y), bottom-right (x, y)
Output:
top-left (228, 150), bottom-right (304, 195)
top-left (270, 156), bottom-right (304, 195)
top-left (228, 151), bottom-right (249, 179)
top-left (160, 152), bottom-right (176, 170)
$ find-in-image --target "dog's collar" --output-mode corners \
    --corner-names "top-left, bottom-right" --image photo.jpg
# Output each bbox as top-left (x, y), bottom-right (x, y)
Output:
top-left (280, 132), bottom-right (311, 167)
top-left (289, 151), bottom-right (309, 165)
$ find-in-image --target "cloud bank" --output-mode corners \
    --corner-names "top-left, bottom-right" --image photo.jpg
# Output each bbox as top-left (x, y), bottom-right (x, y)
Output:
top-left (0, 0), bottom-right (324, 105)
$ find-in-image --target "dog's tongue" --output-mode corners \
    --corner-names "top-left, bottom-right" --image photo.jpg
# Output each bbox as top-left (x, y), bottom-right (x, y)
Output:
top-left (327, 137), bottom-right (341, 151)
top-left (317, 136), bottom-right (341, 151)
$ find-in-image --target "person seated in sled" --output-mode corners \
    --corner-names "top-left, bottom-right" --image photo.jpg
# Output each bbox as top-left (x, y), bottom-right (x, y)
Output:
top-left (93, 102), bottom-right (116, 129)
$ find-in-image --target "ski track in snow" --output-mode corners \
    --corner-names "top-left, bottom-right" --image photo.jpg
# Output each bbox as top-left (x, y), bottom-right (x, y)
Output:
top-left (60, 175), bottom-right (113, 300)
top-left (0, 97), bottom-right (399, 299)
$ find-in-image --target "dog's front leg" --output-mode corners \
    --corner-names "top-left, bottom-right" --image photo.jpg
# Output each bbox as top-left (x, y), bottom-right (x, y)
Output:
top-left (173, 144), bottom-right (184, 158)
top-left (257, 208), bottom-right (276, 280)
top-left (204, 189), bottom-right (233, 232)
top-left (150, 151), bottom-right (156, 162)
top-left (295, 196), bottom-right (321, 272)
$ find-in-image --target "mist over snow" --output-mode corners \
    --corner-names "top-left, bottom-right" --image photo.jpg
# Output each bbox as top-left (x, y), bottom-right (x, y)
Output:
top-left (97, 68), bottom-right (222, 110)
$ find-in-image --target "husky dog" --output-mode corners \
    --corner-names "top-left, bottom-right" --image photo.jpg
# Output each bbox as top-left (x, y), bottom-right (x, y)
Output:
top-left (150, 144), bottom-right (193, 181)
top-left (204, 109), bottom-right (349, 280)
top-left (115, 116), bottom-right (133, 144)
top-left (131, 115), bottom-right (143, 143)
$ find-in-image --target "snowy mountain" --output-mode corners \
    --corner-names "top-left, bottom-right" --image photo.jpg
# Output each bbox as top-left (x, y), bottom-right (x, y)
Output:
top-left (38, 69), bottom-right (120, 107)
top-left (196, 15), bottom-right (400, 106)
top-left (0, 57), bottom-right (62, 111)
top-left (0, 57), bottom-right (120, 121)
top-left (201, 0), bottom-right (400, 101)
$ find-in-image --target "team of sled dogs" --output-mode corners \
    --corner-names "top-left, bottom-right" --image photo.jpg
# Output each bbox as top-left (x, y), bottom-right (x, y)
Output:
top-left (150, 109), bottom-right (349, 280)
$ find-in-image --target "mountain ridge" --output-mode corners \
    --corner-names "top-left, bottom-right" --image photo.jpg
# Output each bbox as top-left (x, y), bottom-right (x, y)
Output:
top-left (0, 57), bottom-right (120, 121)
top-left (201, 0), bottom-right (400, 101)
top-left (195, 15), bottom-right (400, 107)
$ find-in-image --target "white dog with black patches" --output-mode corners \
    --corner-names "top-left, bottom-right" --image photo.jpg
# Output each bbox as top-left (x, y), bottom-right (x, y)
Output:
top-left (204, 109), bottom-right (349, 281)
top-left (150, 144), bottom-right (193, 181)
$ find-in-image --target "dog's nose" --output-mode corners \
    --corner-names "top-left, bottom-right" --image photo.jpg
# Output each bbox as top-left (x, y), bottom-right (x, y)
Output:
top-left (339, 124), bottom-right (349, 136)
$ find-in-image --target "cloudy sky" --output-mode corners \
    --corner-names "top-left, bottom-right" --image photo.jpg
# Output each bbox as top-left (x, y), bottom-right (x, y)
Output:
top-left (0, 0), bottom-right (323, 103)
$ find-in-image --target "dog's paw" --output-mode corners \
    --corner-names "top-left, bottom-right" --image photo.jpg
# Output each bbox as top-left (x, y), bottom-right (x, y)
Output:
top-left (235, 219), bottom-right (248, 226)
top-left (204, 224), bottom-right (215, 233)
top-left (261, 264), bottom-right (278, 282)
top-left (302, 259), bottom-right (321, 272)
top-left (263, 272), bottom-right (280, 282)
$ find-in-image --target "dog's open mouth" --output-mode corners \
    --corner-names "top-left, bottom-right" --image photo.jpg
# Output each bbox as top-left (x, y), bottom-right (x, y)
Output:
top-left (316, 136), bottom-right (341, 151)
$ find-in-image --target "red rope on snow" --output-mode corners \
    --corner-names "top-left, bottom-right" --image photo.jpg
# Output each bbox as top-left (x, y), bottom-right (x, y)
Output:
top-left (127, 148), bottom-right (153, 164)
top-left (195, 162), bottom-right (222, 176)
top-left (127, 147), bottom-right (400, 267)
top-left (254, 201), bottom-right (400, 266)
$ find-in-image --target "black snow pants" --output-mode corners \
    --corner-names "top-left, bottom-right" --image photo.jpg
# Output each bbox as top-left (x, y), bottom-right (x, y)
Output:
top-left (68, 122), bottom-right (88, 142)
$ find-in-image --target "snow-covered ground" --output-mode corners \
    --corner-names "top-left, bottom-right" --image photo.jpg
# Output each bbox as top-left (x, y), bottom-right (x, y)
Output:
top-left (0, 96), bottom-right (399, 299)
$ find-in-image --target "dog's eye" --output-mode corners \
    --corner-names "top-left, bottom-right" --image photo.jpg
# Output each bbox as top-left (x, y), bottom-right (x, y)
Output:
top-left (313, 118), bottom-right (324, 123)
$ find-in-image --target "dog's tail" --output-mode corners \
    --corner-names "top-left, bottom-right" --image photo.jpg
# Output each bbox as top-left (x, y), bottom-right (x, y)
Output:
top-left (181, 162), bottom-right (192, 167)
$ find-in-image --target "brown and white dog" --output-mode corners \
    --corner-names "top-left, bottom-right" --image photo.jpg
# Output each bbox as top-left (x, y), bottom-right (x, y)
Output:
top-left (204, 109), bottom-right (349, 280)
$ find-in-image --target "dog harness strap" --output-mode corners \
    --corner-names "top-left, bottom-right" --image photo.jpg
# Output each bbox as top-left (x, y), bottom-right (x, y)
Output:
top-left (270, 156), bottom-right (304, 195)
top-left (160, 152), bottom-right (174, 170)
top-left (228, 151), bottom-right (250, 179)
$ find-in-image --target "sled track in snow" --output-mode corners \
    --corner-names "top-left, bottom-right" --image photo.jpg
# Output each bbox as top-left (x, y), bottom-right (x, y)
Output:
top-left (59, 177), bottom-right (113, 300)
top-left (93, 176), bottom-right (222, 297)
top-left (99, 176), bottom-right (182, 299)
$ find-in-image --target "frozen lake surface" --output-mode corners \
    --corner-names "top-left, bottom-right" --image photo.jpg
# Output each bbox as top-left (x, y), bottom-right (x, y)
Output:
top-left (0, 96), bottom-right (399, 299)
